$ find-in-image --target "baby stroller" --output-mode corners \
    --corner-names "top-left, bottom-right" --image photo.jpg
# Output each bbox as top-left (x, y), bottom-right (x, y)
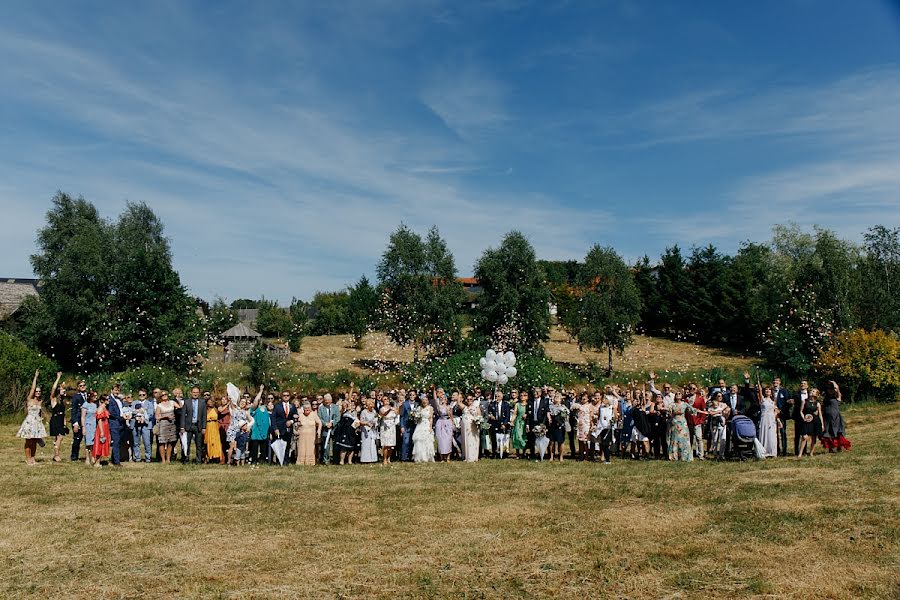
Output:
top-left (729, 415), bottom-right (758, 461)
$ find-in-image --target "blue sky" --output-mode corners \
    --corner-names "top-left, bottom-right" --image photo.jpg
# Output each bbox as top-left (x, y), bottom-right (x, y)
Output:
top-left (2, 1), bottom-right (899, 303)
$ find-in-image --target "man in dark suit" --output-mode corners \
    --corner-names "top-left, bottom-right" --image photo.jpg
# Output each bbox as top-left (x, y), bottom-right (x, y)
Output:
top-left (272, 390), bottom-right (297, 465)
top-left (527, 387), bottom-right (550, 460)
top-left (107, 384), bottom-right (126, 467)
top-left (399, 391), bottom-right (416, 462)
top-left (722, 383), bottom-right (743, 458)
top-left (488, 391), bottom-right (511, 458)
top-left (179, 386), bottom-right (205, 463)
top-left (741, 373), bottom-right (761, 423)
top-left (69, 380), bottom-right (88, 461)
top-left (772, 377), bottom-right (791, 456)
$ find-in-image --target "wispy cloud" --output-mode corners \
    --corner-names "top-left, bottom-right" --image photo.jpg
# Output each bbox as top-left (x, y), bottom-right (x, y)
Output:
top-left (0, 27), bottom-right (603, 301)
top-left (421, 65), bottom-right (509, 141)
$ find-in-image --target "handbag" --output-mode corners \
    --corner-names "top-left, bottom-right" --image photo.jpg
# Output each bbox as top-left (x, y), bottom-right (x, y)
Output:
top-left (153, 423), bottom-right (160, 436)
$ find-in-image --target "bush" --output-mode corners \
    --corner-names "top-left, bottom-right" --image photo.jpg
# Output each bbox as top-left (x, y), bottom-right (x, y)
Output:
top-left (406, 349), bottom-right (575, 392)
top-left (0, 331), bottom-right (59, 413)
top-left (815, 329), bottom-right (900, 402)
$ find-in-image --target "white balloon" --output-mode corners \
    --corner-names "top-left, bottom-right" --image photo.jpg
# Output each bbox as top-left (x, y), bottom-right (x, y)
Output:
top-left (486, 349), bottom-right (496, 361)
top-left (506, 366), bottom-right (517, 378)
top-left (486, 370), bottom-right (498, 382)
top-left (504, 351), bottom-right (516, 367)
top-left (479, 357), bottom-right (487, 368)
top-left (498, 374), bottom-right (509, 385)
top-left (486, 360), bottom-right (498, 372)
top-left (481, 369), bottom-right (488, 379)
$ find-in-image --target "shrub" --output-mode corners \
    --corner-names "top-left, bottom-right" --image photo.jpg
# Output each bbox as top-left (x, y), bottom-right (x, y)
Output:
top-left (405, 349), bottom-right (575, 392)
top-left (0, 331), bottom-right (59, 413)
top-left (815, 329), bottom-right (900, 402)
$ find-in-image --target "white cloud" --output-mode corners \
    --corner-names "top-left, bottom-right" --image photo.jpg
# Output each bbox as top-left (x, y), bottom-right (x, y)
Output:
top-left (0, 30), bottom-right (604, 302)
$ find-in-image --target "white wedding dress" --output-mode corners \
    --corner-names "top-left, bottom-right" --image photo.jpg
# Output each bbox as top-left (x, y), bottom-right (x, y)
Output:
top-left (461, 404), bottom-right (480, 462)
top-left (412, 405), bottom-right (435, 463)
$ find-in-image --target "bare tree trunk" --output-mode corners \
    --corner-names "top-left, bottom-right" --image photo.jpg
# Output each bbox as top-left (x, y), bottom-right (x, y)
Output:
top-left (606, 346), bottom-right (613, 377)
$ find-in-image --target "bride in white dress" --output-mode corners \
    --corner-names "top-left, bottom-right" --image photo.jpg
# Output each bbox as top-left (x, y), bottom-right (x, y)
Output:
top-left (461, 396), bottom-right (481, 462)
top-left (412, 395), bottom-right (435, 463)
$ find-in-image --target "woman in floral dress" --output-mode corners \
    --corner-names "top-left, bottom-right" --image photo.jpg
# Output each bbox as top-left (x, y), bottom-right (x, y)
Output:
top-left (667, 392), bottom-right (707, 462)
top-left (17, 370), bottom-right (48, 466)
top-left (573, 392), bottom-right (592, 461)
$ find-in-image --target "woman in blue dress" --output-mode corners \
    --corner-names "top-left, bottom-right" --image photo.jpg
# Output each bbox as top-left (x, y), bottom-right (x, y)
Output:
top-left (81, 391), bottom-right (98, 466)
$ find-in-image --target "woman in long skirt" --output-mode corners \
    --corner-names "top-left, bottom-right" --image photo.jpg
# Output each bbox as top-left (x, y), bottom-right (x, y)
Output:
top-left (92, 396), bottom-right (112, 466)
top-left (820, 381), bottom-right (851, 452)
top-left (296, 401), bottom-right (321, 465)
top-left (435, 393), bottom-right (454, 462)
top-left (81, 391), bottom-right (98, 465)
top-left (204, 398), bottom-right (224, 464)
top-left (511, 391), bottom-right (528, 457)
top-left (358, 399), bottom-right (378, 464)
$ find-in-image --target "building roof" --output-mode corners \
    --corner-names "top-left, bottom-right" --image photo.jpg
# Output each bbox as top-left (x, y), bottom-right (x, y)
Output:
top-left (222, 322), bottom-right (261, 338)
top-left (0, 278), bottom-right (41, 320)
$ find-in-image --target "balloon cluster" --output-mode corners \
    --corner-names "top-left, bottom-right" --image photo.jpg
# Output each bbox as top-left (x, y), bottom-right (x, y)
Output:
top-left (479, 349), bottom-right (517, 385)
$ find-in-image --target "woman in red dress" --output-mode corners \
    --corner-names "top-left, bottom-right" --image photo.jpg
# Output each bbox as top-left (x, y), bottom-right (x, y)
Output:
top-left (92, 396), bottom-right (112, 466)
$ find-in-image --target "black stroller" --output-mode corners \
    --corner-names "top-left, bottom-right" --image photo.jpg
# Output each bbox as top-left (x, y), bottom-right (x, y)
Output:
top-left (729, 415), bottom-right (758, 461)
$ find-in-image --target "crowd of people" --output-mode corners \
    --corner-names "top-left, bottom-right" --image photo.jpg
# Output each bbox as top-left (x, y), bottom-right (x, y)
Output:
top-left (15, 368), bottom-right (851, 467)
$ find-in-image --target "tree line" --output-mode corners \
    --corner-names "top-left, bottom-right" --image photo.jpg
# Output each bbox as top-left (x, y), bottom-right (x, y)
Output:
top-left (6, 193), bottom-right (899, 401)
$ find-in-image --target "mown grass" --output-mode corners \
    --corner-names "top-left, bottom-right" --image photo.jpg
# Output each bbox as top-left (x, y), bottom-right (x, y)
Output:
top-left (0, 403), bottom-right (897, 599)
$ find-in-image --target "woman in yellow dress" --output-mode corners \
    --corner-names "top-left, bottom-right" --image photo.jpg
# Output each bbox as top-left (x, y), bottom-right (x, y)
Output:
top-left (204, 397), bottom-right (224, 464)
top-left (296, 401), bottom-right (322, 465)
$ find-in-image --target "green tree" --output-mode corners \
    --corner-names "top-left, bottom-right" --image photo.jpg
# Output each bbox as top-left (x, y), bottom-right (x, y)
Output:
top-left (309, 291), bottom-right (350, 336)
top-left (23, 194), bottom-right (203, 372)
top-left (101, 201), bottom-right (205, 371)
top-left (686, 245), bottom-right (730, 342)
top-left (538, 260), bottom-right (581, 286)
top-left (633, 256), bottom-right (662, 334)
top-left (722, 242), bottom-right (778, 350)
top-left (25, 192), bottom-right (111, 370)
top-left (230, 299), bottom-right (258, 309)
top-left (473, 231), bottom-right (550, 352)
top-left (377, 224), bottom-right (464, 360)
top-left (573, 245), bottom-right (642, 374)
top-left (287, 297), bottom-right (309, 352)
top-left (347, 276), bottom-right (378, 348)
top-left (256, 298), bottom-right (293, 338)
top-left (858, 226), bottom-right (900, 332)
top-left (207, 298), bottom-right (239, 343)
top-left (655, 246), bottom-right (692, 338)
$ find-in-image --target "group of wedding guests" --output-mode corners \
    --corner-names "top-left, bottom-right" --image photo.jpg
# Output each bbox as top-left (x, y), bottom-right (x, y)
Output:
top-left (15, 368), bottom-right (851, 466)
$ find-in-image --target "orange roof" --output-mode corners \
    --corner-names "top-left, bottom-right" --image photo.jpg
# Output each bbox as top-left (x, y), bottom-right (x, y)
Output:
top-left (458, 277), bottom-right (479, 285)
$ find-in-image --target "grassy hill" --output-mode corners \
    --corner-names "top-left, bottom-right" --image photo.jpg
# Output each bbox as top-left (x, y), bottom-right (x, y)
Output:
top-left (287, 326), bottom-right (756, 376)
top-left (0, 403), bottom-right (896, 598)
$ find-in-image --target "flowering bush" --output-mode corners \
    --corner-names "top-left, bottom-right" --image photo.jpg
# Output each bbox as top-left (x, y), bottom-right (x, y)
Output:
top-left (815, 329), bottom-right (900, 402)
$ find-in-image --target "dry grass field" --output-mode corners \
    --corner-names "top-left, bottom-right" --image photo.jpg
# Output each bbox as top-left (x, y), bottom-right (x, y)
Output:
top-left (0, 403), bottom-right (897, 599)
top-left (287, 327), bottom-right (756, 375)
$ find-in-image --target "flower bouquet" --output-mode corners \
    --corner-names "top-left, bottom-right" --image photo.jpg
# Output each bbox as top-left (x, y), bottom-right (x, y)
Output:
top-left (533, 424), bottom-right (548, 438)
top-left (409, 406), bottom-right (423, 424)
top-left (477, 416), bottom-right (491, 432)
